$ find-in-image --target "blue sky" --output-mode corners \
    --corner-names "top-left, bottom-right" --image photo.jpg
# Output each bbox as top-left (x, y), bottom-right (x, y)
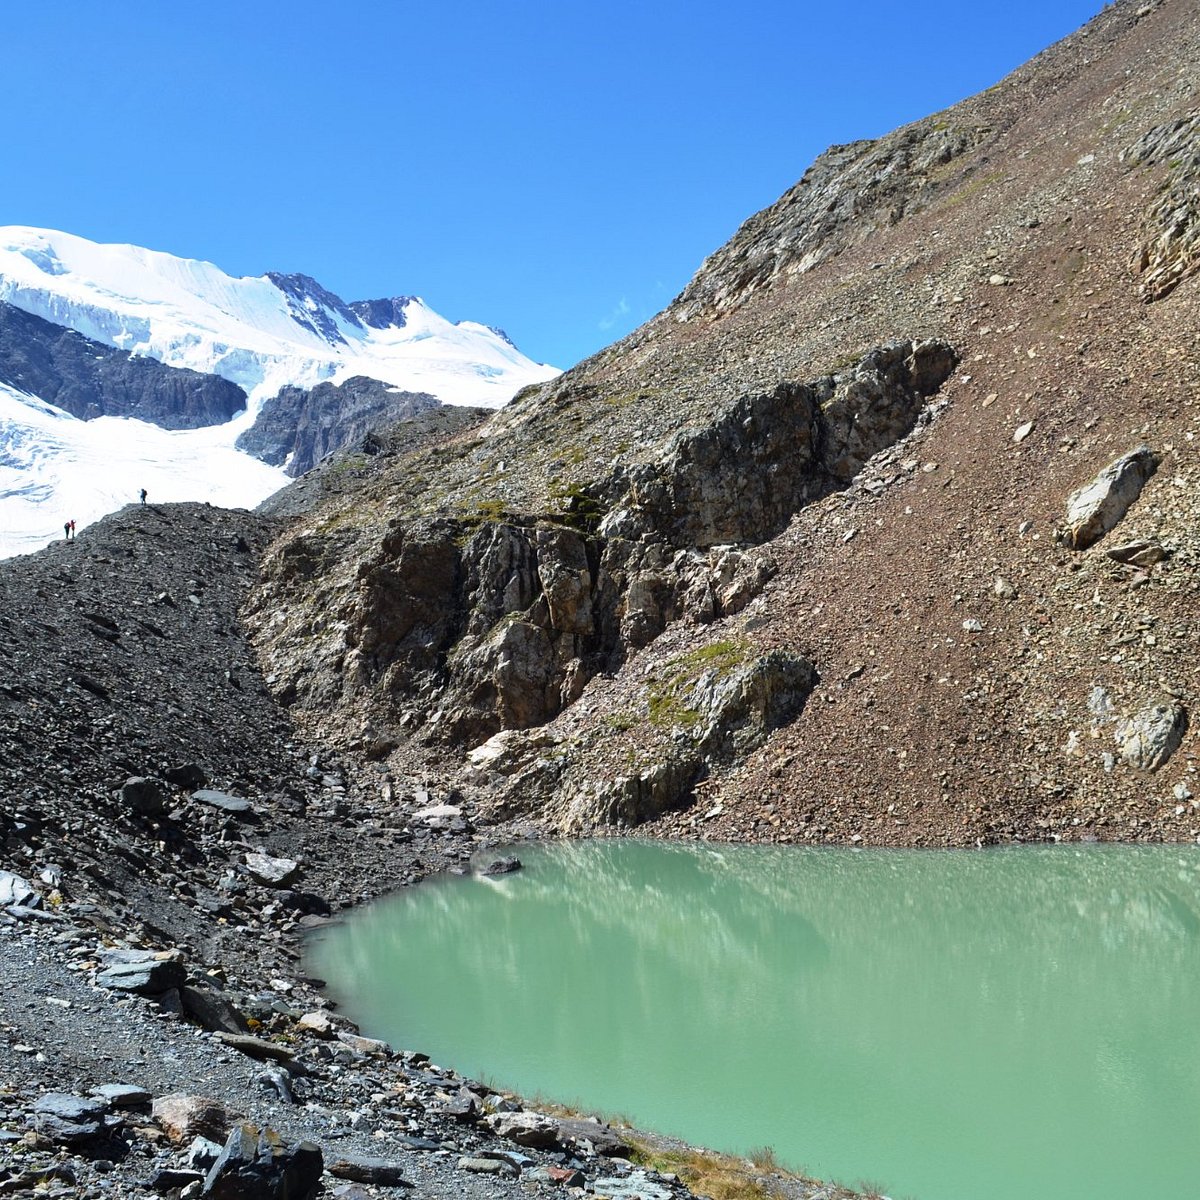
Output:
top-left (9, 1), bottom-right (1101, 370)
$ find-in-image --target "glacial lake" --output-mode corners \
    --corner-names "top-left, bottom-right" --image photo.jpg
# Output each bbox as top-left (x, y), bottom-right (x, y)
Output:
top-left (308, 840), bottom-right (1200, 1200)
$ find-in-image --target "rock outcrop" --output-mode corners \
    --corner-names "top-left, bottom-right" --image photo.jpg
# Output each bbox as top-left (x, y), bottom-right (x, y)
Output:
top-left (237, 375), bottom-right (441, 475)
top-left (1123, 111), bottom-right (1200, 301)
top-left (251, 339), bottom-right (955, 753)
top-left (0, 300), bottom-right (246, 428)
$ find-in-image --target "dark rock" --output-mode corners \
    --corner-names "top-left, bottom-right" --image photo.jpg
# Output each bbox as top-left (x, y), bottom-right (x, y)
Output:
top-left (165, 763), bottom-right (210, 789)
top-left (119, 776), bottom-right (170, 818)
top-left (212, 1033), bottom-right (296, 1065)
top-left (478, 856), bottom-right (522, 876)
top-left (237, 375), bottom-right (439, 476)
top-left (31, 1092), bottom-right (114, 1146)
top-left (89, 1083), bottom-right (151, 1108)
top-left (0, 300), bottom-right (247, 428)
top-left (202, 1122), bottom-right (323, 1200)
top-left (180, 984), bottom-right (252, 1034)
top-left (553, 1117), bottom-right (630, 1157)
top-left (327, 1156), bottom-right (413, 1186)
top-left (150, 1168), bottom-right (205, 1193)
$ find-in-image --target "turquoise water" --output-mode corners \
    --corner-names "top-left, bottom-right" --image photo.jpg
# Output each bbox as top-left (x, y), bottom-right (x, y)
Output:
top-left (308, 841), bottom-right (1200, 1199)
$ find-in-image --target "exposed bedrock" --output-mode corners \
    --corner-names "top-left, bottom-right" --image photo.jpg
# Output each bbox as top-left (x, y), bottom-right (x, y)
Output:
top-left (251, 339), bottom-right (956, 755)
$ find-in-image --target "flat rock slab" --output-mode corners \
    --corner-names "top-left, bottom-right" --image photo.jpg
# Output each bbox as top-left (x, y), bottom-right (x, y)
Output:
top-left (327, 1156), bottom-right (413, 1186)
top-left (214, 1032), bottom-right (296, 1064)
top-left (96, 957), bottom-right (186, 995)
top-left (90, 1083), bottom-right (152, 1107)
top-left (457, 1156), bottom-right (517, 1177)
top-left (193, 789), bottom-right (255, 816)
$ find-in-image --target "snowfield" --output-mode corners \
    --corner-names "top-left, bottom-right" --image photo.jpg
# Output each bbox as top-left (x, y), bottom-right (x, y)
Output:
top-left (0, 382), bottom-right (289, 557)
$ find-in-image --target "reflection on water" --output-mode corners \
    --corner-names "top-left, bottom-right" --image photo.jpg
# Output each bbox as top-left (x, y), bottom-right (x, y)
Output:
top-left (309, 841), bottom-right (1200, 1200)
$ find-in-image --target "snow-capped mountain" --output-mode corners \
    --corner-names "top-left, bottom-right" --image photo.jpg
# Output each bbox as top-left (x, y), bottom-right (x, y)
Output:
top-left (0, 226), bottom-right (556, 408)
top-left (0, 226), bottom-right (559, 559)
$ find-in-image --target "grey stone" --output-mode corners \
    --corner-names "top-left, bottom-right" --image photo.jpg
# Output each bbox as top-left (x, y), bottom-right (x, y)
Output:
top-left (457, 1156), bottom-right (517, 1176)
top-left (1061, 445), bottom-right (1158, 550)
top-left (90, 1083), bottom-right (151, 1107)
top-left (31, 1092), bottom-right (113, 1146)
top-left (96, 957), bottom-right (187, 995)
top-left (483, 1110), bottom-right (560, 1148)
top-left (0, 870), bottom-right (39, 909)
top-left (592, 1169), bottom-right (676, 1199)
top-left (554, 1117), bottom-right (630, 1157)
top-left (243, 853), bottom-right (300, 887)
top-left (1115, 702), bottom-right (1188, 771)
top-left (213, 1033), bottom-right (296, 1065)
top-left (193, 789), bottom-right (255, 816)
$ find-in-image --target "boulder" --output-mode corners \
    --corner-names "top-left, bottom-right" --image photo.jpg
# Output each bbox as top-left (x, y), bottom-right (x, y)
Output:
top-left (202, 1123), bottom-right (323, 1200)
top-left (180, 984), bottom-right (251, 1034)
top-left (483, 1110), bottom-right (560, 1148)
top-left (244, 852), bottom-right (300, 888)
top-left (119, 775), bottom-right (169, 817)
top-left (1061, 445), bottom-right (1158, 550)
top-left (152, 1094), bottom-right (235, 1145)
top-left (0, 870), bottom-right (40, 909)
top-left (31, 1093), bottom-right (114, 1147)
top-left (1115, 702), bottom-right (1188, 771)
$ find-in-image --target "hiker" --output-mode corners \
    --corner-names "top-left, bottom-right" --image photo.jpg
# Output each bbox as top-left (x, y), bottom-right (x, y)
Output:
top-left (64, 521), bottom-right (70, 540)
top-left (69, 519), bottom-right (75, 539)
top-left (139, 488), bottom-right (147, 505)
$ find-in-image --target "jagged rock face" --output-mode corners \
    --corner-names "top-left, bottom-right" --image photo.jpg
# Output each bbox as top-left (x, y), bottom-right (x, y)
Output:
top-left (480, 645), bottom-right (817, 832)
top-left (0, 301), bottom-right (246, 428)
top-left (236, 375), bottom-right (440, 474)
top-left (671, 124), bottom-right (992, 320)
top-left (1123, 112), bottom-right (1200, 301)
top-left (347, 297), bottom-right (415, 329)
top-left (264, 272), bottom-right (361, 345)
top-left (600, 339), bottom-right (957, 547)
top-left (251, 339), bottom-right (955, 751)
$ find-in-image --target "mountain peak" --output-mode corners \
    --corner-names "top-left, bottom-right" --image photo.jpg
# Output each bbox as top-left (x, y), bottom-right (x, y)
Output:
top-left (348, 296), bottom-right (419, 330)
